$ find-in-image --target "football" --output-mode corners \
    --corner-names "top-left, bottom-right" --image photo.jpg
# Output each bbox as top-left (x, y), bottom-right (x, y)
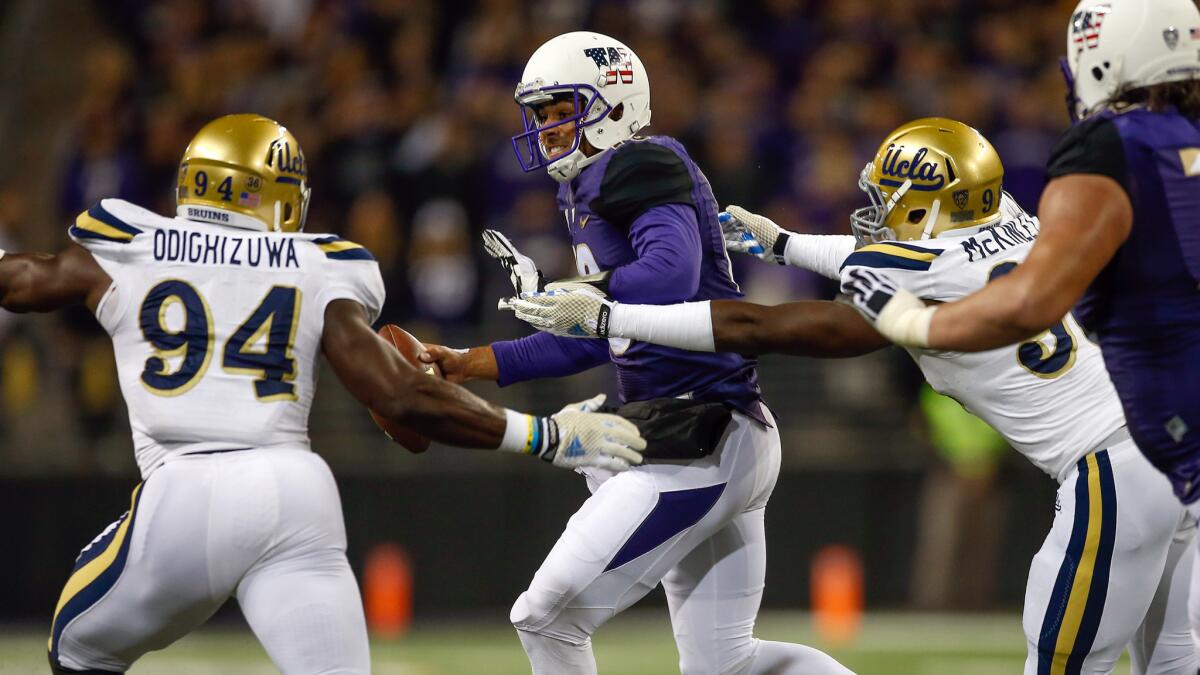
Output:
top-left (369, 324), bottom-right (443, 454)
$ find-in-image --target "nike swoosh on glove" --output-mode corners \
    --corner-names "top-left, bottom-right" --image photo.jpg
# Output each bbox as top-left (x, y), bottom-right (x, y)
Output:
top-left (545, 394), bottom-right (646, 471)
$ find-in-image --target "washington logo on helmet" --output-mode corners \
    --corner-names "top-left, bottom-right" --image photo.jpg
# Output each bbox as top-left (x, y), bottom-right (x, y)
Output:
top-left (1071, 3), bottom-right (1110, 50)
top-left (583, 47), bottom-right (634, 85)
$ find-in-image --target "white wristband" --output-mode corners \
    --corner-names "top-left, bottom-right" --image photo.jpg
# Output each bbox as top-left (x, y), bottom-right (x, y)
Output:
top-left (498, 408), bottom-right (536, 454)
top-left (609, 301), bottom-right (715, 352)
top-left (782, 234), bottom-right (857, 280)
top-left (876, 296), bottom-right (936, 348)
top-left (498, 408), bottom-right (554, 456)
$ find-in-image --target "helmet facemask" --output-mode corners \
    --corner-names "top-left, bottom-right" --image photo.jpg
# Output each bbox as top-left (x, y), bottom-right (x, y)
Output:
top-left (511, 83), bottom-right (613, 182)
top-left (850, 163), bottom-right (914, 247)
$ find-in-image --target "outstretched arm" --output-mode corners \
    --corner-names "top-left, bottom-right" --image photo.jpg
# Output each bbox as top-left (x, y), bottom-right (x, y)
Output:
top-left (711, 300), bottom-right (890, 357)
top-left (0, 244), bottom-right (111, 313)
top-left (322, 299), bottom-right (508, 447)
top-left (322, 299), bottom-right (644, 470)
top-left (510, 291), bottom-right (889, 358)
top-left (926, 175), bottom-right (1129, 350)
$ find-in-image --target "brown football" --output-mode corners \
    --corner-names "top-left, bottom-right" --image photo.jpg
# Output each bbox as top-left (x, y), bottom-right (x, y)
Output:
top-left (369, 324), bottom-right (443, 454)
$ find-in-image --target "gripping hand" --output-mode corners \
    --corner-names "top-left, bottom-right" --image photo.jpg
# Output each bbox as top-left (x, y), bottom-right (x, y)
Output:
top-left (840, 268), bottom-right (935, 348)
top-left (720, 205), bottom-right (789, 264)
top-left (547, 394), bottom-right (645, 471)
top-left (506, 285), bottom-right (614, 338)
top-left (483, 230), bottom-right (544, 305)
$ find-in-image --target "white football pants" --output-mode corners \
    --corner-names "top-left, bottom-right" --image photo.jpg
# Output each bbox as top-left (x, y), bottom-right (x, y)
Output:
top-left (511, 408), bottom-right (854, 675)
top-left (48, 447), bottom-right (369, 674)
top-left (1023, 438), bottom-right (1196, 675)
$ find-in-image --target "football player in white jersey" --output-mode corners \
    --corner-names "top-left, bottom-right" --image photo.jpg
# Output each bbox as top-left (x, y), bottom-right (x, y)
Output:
top-left (508, 118), bottom-right (1198, 674)
top-left (0, 114), bottom-right (644, 674)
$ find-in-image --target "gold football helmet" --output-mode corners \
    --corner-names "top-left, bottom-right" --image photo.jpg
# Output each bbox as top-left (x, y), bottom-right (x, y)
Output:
top-left (850, 118), bottom-right (1003, 246)
top-left (176, 114), bottom-right (310, 232)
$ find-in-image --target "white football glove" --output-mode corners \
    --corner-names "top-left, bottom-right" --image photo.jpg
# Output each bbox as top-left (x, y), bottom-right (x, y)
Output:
top-left (840, 267), bottom-right (935, 348)
top-left (547, 394), bottom-right (645, 471)
top-left (505, 285), bottom-right (614, 338)
top-left (483, 229), bottom-right (544, 308)
top-left (721, 205), bottom-right (789, 265)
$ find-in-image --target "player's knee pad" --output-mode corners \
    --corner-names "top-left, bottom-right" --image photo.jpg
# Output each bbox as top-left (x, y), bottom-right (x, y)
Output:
top-left (509, 591), bottom-right (557, 633)
top-left (510, 591), bottom-right (592, 645)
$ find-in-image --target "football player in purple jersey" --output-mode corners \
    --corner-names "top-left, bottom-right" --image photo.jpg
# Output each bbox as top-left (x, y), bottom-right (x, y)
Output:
top-left (421, 31), bottom-right (852, 675)
top-left (838, 0), bottom-right (1200, 651)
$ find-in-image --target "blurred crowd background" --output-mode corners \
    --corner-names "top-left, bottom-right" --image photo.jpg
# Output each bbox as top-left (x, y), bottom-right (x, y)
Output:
top-left (0, 0), bottom-right (1082, 614)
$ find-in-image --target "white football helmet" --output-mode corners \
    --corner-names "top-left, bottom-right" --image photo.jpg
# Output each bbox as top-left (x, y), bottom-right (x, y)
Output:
top-left (511, 31), bottom-right (652, 182)
top-left (1064, 0), bottom-right (1200, 120)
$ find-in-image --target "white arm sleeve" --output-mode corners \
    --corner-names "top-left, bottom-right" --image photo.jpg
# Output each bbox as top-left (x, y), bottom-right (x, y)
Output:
top-left (608, 301), bottom-right (715, 352)
top-left (781, 234), bottom-right (858, 280)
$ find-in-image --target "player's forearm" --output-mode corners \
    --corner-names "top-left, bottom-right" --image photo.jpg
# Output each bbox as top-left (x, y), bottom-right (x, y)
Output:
top-left (926, 288), bottom-right (1050, 351)
top-left (0, 253), bottom-right (42, 312)
top-left (0, 246), bottom-right (109, 313)
top-left (456, 346), bottom-right (500, 382)
top-left (713, 300), bottom-right (887, 357)
top-left (369, 355), bottom-right (553, 454)
top-left (0, 252), bottom-right (64, 309)
top-left (491, 331), bottom-right (608, 386)
top-left (376, 373), bottom-right (510, 448)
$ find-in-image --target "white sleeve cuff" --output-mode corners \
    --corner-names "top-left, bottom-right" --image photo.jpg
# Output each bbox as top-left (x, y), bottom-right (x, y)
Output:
top-left (782, 234), bottom-right (857, 280)
top-left (609, 301), bottom-right (715, 352)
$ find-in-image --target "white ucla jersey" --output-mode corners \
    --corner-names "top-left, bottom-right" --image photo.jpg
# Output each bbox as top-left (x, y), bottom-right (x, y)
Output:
top-left (839, 196), bottom-right (1127, 481)
top-left (70, 199), bottom-right (385, 478)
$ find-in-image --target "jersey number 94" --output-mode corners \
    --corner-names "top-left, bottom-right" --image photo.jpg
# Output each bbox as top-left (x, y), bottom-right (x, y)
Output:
top-left (139, 280), bottom-right (300, 401)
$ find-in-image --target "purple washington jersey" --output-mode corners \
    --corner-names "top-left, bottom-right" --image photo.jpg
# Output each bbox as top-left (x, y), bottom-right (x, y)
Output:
top-left (1048, 108), bottom-right (1200, 501)
top-left (492, 136), bottom-right (763, 418)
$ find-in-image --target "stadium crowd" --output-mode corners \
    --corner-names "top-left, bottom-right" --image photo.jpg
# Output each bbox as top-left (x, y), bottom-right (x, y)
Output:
top-left (0, 0), bottom-right (1074, 475)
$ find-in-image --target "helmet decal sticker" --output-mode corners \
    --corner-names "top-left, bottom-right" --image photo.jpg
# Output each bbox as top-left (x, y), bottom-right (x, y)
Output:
top-left (1071, 4), bottom-right (1110, 51)
top-left (583, 47), bottom-right (635, 85)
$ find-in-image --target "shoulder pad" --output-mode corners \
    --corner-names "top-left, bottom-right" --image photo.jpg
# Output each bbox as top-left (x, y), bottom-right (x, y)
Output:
top-left (589, 142), bottom-right (695, 229)
top-left (310, 236), bottom-right (386, 323)
top-left (1046, 116), bottom-right (1129, 194)
top-left (69, 201), bottom-right (144, 245)
top-left (311, 235), bottom-right (375, 261)
top-left (840, 241), bottom-right (943, 272)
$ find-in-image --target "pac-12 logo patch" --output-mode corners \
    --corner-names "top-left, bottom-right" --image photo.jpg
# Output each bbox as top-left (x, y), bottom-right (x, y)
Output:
top-left (953, 189), bottom-right (969, 209)
top-left (1071, 3), bottom-right (1110, 50)
top-left (583, 47), bottom-right (634, 85)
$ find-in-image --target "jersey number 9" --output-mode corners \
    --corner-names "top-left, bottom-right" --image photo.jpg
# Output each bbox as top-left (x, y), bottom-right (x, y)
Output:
top-left (140, 280), bottom-right (300, 400)
top-left (988, 262), bottom-right (1076, 379)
